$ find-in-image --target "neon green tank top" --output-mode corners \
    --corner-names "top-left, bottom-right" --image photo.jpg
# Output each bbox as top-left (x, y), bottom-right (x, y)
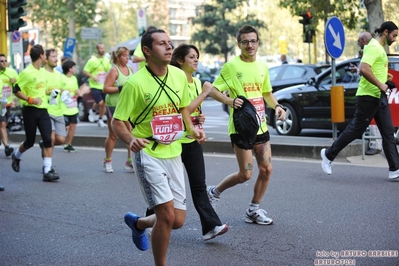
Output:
top-left (105, 65), bottom-right (133, 107)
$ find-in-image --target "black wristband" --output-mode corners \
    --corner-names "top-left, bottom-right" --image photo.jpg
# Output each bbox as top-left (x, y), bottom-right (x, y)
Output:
top-left (275, 104), bottom-right (283, 110)
top-left (118, 85), bottom-right (123, 92)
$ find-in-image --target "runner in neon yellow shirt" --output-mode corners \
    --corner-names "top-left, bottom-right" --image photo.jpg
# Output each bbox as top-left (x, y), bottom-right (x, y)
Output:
top-left (12, 44), bottom-right (59, 182)
top-left (44, 49), bottom-right (66, 151)
top-left (321, 22), bottom-right (399, 181)
top-left (0, 53), bottom-right (18, 157)
top-left (83, 43), bottom-right (111, 127)
top-left (207, 25), bottom-right (286, 226)
top-left (112, 29), bottom-right (205, 265)
top-left (171, 43), bottom-right (228, 240)
top-left (61, 60), bottom-right (82, 152)
top-left (103, 46), bottom-right (134, 173)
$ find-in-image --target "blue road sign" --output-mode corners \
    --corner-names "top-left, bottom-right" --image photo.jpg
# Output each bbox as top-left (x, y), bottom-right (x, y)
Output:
top-left (324, 17), bottom-right (345, 59)
top-left (11, 31), bottom-right (21, 42)
top-left (63, 38), bottom-right (76, 58)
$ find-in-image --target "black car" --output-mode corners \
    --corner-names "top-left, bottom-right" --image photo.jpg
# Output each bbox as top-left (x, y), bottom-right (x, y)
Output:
top-left (269, 63), bottom-right (330, 92)
top-left (266, 56), bottom-right (399, 136)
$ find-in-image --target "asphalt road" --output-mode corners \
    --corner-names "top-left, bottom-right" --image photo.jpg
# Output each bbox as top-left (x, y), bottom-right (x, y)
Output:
top-left (1, 145), bottom-right (398, 266)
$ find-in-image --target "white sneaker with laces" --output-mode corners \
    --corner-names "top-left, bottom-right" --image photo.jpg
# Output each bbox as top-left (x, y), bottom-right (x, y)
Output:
top-left (388, 169), bottom-right (399, 181)
top-left (98, 119), bottom-right (107, 128)
top-left (207, 186), bottom-right (220, 210)
top-left (203, 224), bottom-right (229, 241)
top-left (320, 148), bottom-right (332, 175)
top-left (103, 161), bottom-right (114, 173)
top-left (245, 209), bottom-right (273, 225)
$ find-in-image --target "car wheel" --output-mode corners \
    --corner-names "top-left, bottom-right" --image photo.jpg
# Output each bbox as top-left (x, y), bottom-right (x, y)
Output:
top-left (274, 103), bottom-right (301, 136)
top-left (78, 98), bottom-right (88, 121)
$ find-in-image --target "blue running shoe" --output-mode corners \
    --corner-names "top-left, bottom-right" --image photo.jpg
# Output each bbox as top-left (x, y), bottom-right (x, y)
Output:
top-left (124, 212), bottom-right (149, 251)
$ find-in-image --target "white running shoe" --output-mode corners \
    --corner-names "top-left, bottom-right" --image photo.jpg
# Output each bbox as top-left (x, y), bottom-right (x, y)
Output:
top-left (245, 209), bottom-right (273, 225)
top-left (124, 161), bottom-right (135, 172)
top-left (98, 119), bottom-right (107, 128)
top-left (203, 224), bottom-right (229, 241)
top-left (207, 186), bottom-right (220, 210)
top-left (88, 109), bottom-right (96, 122)
top-left (320, 148), bottom-right (332, 175)
top-left (388, 169), bottom-right (399, 181)
top-left (103, 161), bottom-right (114, 173)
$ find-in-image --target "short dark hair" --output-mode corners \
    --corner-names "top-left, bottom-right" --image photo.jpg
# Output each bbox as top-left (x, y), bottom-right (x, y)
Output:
top-left (45, 48), bottom-right (56, 59)
top-left (141, 29), bottom-right (166, 59)
top-left (0, 54), bottom-right (5, 58)
top-left (236, 25), bottom-right (259, 42)
top-left (30, 44), bottom-right (44, 62)
top-left (62, 60), bottom-right (76, 74)
top-left (171, 44), bottom-right (200, 69)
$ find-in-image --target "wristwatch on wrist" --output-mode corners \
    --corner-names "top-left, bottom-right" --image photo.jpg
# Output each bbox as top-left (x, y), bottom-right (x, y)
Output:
top-left (275, 104), bottom-right (283, 110)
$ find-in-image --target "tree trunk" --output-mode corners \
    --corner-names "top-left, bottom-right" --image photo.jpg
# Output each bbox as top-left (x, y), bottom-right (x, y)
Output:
top-left (364, 0), bottom-right (384, 34)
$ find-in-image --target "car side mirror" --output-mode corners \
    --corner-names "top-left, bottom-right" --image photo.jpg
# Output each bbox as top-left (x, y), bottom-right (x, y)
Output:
top-left (307, 77), bottom-right (315, 86)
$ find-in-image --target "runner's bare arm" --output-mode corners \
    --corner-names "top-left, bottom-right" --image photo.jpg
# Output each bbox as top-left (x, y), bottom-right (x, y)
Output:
top-left (112, 118), bottom-right (150, 152)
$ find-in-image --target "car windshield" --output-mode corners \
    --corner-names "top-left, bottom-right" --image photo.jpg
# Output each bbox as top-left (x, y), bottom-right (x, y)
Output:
top-left (319, 63), bottom-right (360, 85)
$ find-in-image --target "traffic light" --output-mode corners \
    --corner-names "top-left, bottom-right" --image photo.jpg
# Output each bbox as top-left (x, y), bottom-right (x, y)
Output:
top-left (299, 11), bottom-right (313, 43)
top-left (7, 0), bottom-right (27, 32)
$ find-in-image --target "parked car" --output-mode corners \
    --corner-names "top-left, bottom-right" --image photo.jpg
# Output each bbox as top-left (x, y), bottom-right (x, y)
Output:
top-left (221, 63), bottom-right (328, 114)
top-left (269, 63), bottom-right (330, 92)
top-left (266, 56), bottom-right (399, 136)
top-left (77, 92), bottom-right (94, 121)
top-left (194, 69), bottom-right (215, 85)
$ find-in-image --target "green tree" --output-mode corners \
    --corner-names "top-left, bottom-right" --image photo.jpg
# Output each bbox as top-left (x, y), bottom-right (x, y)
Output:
top-left (191, 0), bottom-right (265, 62)
top-left (27, 0), bottom-right (105, 65)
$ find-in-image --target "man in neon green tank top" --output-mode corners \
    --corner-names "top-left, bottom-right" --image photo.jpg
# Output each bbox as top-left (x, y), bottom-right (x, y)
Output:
top-left (112, 29), bottom-right (205, 265)
top-left (11, 44), bottom-right (59, 182)
top-left (83, 43), bottom-right (111, 127)
top-left (207, 25), bottom-right (286, 226)
top-left (321, 21), bottom-right (399, 181)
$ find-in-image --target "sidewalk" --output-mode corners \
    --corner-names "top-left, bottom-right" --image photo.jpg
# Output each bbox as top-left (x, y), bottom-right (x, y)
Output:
top-left (7, 121), bottom-right (386, 165)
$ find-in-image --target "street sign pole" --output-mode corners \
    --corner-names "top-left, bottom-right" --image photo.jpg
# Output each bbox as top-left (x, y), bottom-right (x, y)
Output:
top-left (325, 16), bottom-right (346, 140)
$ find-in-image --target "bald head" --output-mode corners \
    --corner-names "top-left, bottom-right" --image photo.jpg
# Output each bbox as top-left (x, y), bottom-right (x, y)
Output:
top-left (357, 32), bottom-right (373, 49)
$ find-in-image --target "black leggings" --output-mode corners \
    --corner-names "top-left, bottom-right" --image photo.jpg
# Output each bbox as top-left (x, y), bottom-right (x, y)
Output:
top-left (181, 141), bottom-right (222, 235)
top-left (22, 106), bottom-right (52, 149)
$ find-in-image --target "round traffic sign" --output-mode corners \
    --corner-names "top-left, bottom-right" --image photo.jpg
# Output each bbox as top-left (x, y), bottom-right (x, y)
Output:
top-left (11, 31), bottom-right (21, 43)
top-left (324, 16), bottom-right (346, 59)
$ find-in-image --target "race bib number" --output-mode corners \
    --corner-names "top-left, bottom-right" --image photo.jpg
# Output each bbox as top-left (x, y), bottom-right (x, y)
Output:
top-left (2, 85), bottom-right (12, 98)
top-left (249, 97), bottom-right (265, 123)
top-left (67, 96), bottom-right (78, 108)
top-left (150, 114), bottom-right (184, 144)
top-left (191, 116), bottom-right (203, 130)
top-left (97, 72), bottom-right (106, 84)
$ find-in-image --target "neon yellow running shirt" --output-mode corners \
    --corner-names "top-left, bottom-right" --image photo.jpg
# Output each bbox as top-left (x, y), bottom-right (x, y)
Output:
top-left (45, 70), bottom-right (64, 116)
top-left (114, 65), bottom-right (190, 158)
top-left (61, 74), bottom-right (79, 116)
top-left (0, 68), bottom-right (19, 105)
top-left (357, 38), bottom-right (388, 98)
top-left (83, 56), bottom-right (111, 90)
top-left (213, 56), bottom-right (272, 135)
top-left (180, 76), bottom-right (202, 144)
top-left (16, 64), bottom-right (47, 109)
